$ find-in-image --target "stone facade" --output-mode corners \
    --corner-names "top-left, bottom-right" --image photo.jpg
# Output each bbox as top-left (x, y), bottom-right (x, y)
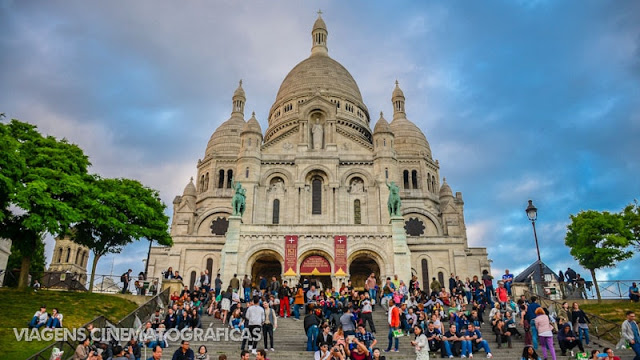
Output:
top-left (148, 13), bottom-right (491, 290)
top-left (48, 236), bottom-right (89, 285)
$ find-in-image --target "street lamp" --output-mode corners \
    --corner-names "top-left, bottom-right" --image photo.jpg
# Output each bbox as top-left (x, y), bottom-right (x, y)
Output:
top-left (526, 200), bottom-right (546, 295)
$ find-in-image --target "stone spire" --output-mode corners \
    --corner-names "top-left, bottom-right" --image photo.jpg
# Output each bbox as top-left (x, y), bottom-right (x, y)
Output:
top-left (391, 80), bottom-right (406, 120)
top-left (232, 80), bottom-right (246, 117)
top-left (311, 10), bottom-right (328, 57)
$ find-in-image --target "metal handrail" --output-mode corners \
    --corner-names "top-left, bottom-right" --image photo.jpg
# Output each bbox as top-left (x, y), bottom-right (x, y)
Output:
top-left (25, 316), bottom-right (110, 360)
top-left (26, 287), bottom-right (170, 360)
top-left (523, 290), bottom-right (623, 345)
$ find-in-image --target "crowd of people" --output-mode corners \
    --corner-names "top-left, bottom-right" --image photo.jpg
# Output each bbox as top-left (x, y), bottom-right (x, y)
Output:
top-left (24, 265), bottom-right (640, 360)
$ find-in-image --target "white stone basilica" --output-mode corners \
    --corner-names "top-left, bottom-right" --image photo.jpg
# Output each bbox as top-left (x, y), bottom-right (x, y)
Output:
top-left (147, 13), bottom-right (491, 290)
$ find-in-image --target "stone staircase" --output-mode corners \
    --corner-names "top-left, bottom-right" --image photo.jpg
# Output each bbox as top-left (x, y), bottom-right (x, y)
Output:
top-left (157, 306), bottom-right (636, 359)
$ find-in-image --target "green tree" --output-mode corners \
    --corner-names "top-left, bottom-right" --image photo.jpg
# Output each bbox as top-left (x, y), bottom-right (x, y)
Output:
top-left (622, 200), bottom-right (640, 250)
top-left (5, 239), bottom-right (46, 286)
top-left (0, 119), bottom-right (90, 288)
top-left (71, 176), bottom-right (172, 292)
top-left (565, 210), bottom-right (633, 301)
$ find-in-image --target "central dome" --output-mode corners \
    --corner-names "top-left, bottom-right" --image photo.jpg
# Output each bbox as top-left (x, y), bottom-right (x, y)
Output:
top-left (272, 55), bottom-right (365, 113)
top-left (267, 13), bottom-right (368, 126)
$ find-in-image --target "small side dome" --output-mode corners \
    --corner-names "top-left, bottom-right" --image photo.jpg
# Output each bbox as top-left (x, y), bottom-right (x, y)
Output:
top-left (183, 177), bottom-right (197, 197)
top-left (242, 112), bottom-right (262, 135)
top-left (205, 117), bottom-right (246, 156)
top-left (389, 117), bottom-right (431, 156)
top-left (439, 178), bottom-right (453, 199)
top-left (373, 112), bottom-right (392, 134)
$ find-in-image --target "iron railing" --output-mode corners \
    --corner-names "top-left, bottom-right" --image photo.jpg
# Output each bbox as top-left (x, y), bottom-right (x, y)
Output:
top-left (25, 287), bottom-right (170, 360)
top-left (583, 280), bottom-right (640, 300)
top-left (523, 290), bottom-right (623, 345)
top-left (90, 274), bottom-right (161, 295)
top-left (25, 316), bottom-right (111, 360)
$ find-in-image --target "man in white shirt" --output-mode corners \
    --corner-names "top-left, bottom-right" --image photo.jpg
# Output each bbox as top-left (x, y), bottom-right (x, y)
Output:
top-left (242, 297), bottom-right (265, 354)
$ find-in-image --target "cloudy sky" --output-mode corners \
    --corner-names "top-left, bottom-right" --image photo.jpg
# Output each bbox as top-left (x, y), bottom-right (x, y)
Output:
top-left (2, 1), bottom-right (639, 286)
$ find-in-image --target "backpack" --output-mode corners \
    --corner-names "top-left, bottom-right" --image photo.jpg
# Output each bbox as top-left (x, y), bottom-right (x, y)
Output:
top-left (121, 273), bottom-right (128, 283)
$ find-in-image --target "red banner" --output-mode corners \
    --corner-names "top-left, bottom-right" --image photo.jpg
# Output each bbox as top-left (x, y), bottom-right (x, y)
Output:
top-left (300, 255), bottom-right (331, 275)
top-left (334, 235), bottom-right (347, 277)
top-left (284, 235), bottom-right (298, 276)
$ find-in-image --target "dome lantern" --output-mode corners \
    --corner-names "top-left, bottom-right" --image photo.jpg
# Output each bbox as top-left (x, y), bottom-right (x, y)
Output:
top-left (311, 10), bottom-right (328, 57)
top-left (392, 80), bottom-right (406, 120)
top-left (232, 80), bottom-right (246, 117)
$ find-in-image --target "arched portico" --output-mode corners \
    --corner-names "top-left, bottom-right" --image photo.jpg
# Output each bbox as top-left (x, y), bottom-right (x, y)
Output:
top-left (348, 250), bottom-right (383, 291)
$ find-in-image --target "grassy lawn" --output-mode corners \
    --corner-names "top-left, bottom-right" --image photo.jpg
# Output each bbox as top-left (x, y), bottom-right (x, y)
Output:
top-left (0, 288), bottom-right (138, 360)
top-left (580, 301), bottom-right (640, 323)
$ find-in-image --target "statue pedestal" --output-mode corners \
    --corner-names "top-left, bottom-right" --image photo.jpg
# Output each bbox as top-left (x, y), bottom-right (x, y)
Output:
top-left (220, 216), bottom-right (242, 287)
top-left (161, 279), bottom-right (184, 295)
top-left (390, 216), bottom-right (412, 283)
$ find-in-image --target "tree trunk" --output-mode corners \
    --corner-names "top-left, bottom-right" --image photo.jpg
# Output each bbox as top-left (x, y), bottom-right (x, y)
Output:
top-left (88, 253), bottom-right (101, 293)
top-left (590, 268), bottom-right (601, 303)
top-left (18, 256), bottom-right (31, 289)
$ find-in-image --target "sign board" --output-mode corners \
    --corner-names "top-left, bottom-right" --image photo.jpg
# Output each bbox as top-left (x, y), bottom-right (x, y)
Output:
top-left (300, 255), bottom-right (331, 275)
top-left (334, 235), bottom-right (347, 277)
top-left (284, 235), bottom-right (298, 276)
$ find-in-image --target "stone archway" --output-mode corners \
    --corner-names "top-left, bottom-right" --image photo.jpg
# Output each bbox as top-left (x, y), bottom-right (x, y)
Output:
top-left (348, 252), bottom-right (381, 291)
top-left (249, 251), bottom-right (283, 289)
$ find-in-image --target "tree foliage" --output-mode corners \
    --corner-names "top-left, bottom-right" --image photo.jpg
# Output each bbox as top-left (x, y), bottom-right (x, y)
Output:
top-left (622, 200), bottom-right (640, 250)
top-left (71, 176), bottom-right (172, 291)
top-left (0, 119), bottom-right (90, 288)
top-left (565, 209), bottom-right (634, 300)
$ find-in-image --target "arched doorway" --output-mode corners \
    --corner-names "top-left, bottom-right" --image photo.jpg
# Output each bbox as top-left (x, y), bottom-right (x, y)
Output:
top-left (349, 254), bottom-right (381, 291)
top-left (250, 252), bottom-right (282, 289)
top-left (300, 254), bottom-right (332, 290)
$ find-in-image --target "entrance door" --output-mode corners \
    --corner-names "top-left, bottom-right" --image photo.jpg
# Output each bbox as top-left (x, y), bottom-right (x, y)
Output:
top-left (251, 253), bottom-right (282, 289)
top-left (349, 256), bottom-right (380, 291)
top-left (300, 255), bottom-right (332, 290)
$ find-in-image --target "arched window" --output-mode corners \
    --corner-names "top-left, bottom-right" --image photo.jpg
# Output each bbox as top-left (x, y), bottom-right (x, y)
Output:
top-left (272, 199), bottom-right (280, 224)
top-left (227, 170), bottom-right (233, 188)
top-left (403, 170), bottom-right (410, 189)
top-left (438, 272), bottom-right (445, 288)
top-left (204, 173), bottom-right (209, 191)
top-left (385, 168), bottom-right (389, 179)
top-left (218, 170), bottom-right (225, 188)
top-left (75, 250), bottom-right (81, 265)
top-left (432, 178), bottom-right (436, 193)
top-left (80, 251), bottom-right (86, 267)
top-left (383, 138), bottom-right (386, 147)
top-left (189, 271), bottom-right (197, 291)
top-left (354, 199), bottom-right (361, 224)
top-left (421, 259), bottom-right (429, 291)
top-left (246, 167), bottom-right (250, 178)
top-left (200, 175), bottom-right (205, 192)
top-left (65, 248), bottom-right (71, 263)
top-left (412, 170), bottom-right (418, 189)
top-left (57, 247), bottom-right (63, 263)
top-left (206, 258), bottom-right (213, 278)
top-left (312, 178), bottom-right (322, 215)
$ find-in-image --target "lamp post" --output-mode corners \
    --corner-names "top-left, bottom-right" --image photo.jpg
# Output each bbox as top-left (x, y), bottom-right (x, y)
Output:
top-left (525, 200), bottom-right (546, 295)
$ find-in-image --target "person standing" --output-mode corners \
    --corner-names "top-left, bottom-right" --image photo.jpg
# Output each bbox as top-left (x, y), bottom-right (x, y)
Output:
top-left (262, 301), bottom-right (277, 351)
top-left (242, 275), bottom-right (251, 303)
top-left (229, 274), bottom-right (240, 293)
top-left (558, 270), bottom-right (565, 299)
top-left (242, 297), bottom-right (265, 354)
top-left (293, 286), bottom-right (305, 320)
top-left (121, 269), bottom-right (133, 294)
top-left (572, 302), bottom-right (591, 347)
top-left (534, 307), bottom-right (556, 360)
top-left (385, 299), bottom-right (400, 352)
top-left (279, 280), bottom-right (291, 317)
top-left (366, 273), bottom-right (378, 306)
top-left (622, 311), bottom-right (640, 360)
top-left (214, 274), bottom-right (222, 298)
top-left (361, 296), bottom-right (376, 333)
top-left (269, 276), bottom-right (280, 297)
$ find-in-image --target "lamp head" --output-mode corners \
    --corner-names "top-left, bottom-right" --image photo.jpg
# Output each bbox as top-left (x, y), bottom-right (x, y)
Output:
top-left (526, 200), bottom-right (537, 221)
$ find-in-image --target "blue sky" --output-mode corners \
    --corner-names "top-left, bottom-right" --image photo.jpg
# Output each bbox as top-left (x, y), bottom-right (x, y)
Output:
top-left (1, 1), bottom-right (639, 282)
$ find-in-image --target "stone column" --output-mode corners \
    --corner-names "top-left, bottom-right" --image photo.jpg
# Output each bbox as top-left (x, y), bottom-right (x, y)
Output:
top-left (220, 216), bottom-right (242, 287)
top-left (390, 216), bottom-right (412, 283)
